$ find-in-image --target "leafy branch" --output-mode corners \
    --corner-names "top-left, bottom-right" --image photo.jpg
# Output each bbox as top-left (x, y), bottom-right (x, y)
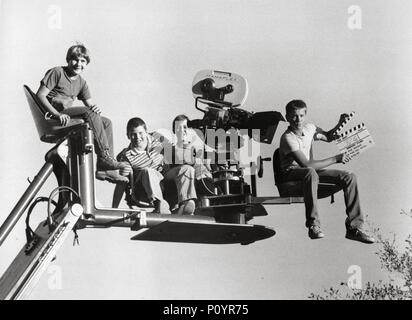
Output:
top-left (309, 209), bottom-right (412, 300)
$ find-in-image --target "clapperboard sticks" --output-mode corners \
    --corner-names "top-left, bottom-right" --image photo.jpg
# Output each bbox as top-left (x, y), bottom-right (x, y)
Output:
top-left (335, 111), bottom-right (356, 137)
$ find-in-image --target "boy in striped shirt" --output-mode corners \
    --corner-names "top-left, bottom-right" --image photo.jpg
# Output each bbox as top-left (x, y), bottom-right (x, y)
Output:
top-left (113, 117), bottom-right (170, 213)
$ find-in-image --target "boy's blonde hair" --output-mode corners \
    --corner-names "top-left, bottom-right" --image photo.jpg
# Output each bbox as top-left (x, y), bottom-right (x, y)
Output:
top-left (66, 44), bottom-right (90, 64)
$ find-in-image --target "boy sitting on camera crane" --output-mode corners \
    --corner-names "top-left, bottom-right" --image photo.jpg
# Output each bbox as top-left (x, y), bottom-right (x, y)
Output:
top-left (278, 100), bottom-right (374, 243)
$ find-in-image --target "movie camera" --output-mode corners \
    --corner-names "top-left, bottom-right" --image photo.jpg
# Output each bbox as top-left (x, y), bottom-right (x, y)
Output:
top-left (190, 70), bottom-right (284, 145)
top-left (188, 70), bottom-right (284, 196)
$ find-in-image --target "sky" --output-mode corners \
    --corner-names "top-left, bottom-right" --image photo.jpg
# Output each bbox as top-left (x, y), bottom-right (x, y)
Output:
top-left (0, 0), bottom-right (411, 299)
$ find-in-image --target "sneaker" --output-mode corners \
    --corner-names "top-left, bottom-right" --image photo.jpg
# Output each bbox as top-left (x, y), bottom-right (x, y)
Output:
top-left (96, 170), bottom-right (129, 184)
top-left (308, 225), bottom-right (325, 239)
top-left (153, 199), bottom-right (171, 214)
top-left (97, 151), bottom-right (129, 171)
top-left (346, 228), bottom-right (375, 244)
top-left (175, 199), bottom-right (196, 215)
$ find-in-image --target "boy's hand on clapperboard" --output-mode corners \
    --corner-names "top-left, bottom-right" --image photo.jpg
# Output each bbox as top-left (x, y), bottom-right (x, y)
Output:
top-left (339, 113), bottom-right (350, 124)
top-left (336, 152), bottom-right (352, 164)
top-left (329, 131), bottom-right (341, 141)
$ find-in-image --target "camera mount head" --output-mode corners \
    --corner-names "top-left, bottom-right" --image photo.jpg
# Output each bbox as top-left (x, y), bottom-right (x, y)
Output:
top-left (190, 69), bottom-right (285, 144)
top-left (189, 69), bottom-right (285, 196)
top-left (192, 70), bottom-right (249, 109)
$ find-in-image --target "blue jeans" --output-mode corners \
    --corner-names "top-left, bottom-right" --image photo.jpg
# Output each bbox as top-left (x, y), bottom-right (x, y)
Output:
top-left (62, 107), bottom-right (113, 157)
top-left (282, 168), bottom-right (365, 229)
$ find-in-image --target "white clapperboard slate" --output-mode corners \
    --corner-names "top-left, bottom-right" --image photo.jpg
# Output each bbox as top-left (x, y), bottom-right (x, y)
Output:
top-left (334, 112), bottom-right (375, 161)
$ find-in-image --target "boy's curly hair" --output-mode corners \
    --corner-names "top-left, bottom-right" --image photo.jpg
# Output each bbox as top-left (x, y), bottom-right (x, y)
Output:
top-left (66, 43), bottom-right (90, 64)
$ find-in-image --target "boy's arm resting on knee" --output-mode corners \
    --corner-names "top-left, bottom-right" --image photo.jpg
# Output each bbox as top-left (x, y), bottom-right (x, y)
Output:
top-left (83, 98), bottom-right (102, 114)
top-left (290, 150), bottom-right (344, 170)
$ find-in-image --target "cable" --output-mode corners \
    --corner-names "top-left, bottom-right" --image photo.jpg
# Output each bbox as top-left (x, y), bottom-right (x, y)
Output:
top-left (98, 211), bottom-right (140, 228)
top-left (24, 187), bottom-right (80, 254)
top-left (26, 197), bottom-right (57, 238)
top-left (24, 197), bottom-right (58, 254)
top-left (199, 175), bottom-right (216, 196)
top-left (47, 186), bottom-right (80, 229)
top-left (197, 158), bottom-right (217, 196)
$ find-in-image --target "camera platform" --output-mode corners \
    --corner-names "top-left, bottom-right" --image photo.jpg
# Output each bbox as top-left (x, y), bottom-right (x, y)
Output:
top-left (131, 219), bottom-right (274, 245)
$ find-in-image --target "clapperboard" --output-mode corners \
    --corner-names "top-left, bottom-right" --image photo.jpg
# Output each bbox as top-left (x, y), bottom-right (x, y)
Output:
top-left (334, 112), bottom-right (375, 161)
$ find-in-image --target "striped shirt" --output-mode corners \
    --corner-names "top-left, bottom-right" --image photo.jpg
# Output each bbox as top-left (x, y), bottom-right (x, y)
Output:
top-left (117, 135), bottom-right (165, 176)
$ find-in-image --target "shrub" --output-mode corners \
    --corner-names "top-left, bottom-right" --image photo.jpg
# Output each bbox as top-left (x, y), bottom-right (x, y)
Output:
top-left (309, 209), bottom-right (412, 300)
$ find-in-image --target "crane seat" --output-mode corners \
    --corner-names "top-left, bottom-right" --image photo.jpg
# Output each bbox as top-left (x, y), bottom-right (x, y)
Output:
top-left (24, 85), bottom-right (85, 143)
